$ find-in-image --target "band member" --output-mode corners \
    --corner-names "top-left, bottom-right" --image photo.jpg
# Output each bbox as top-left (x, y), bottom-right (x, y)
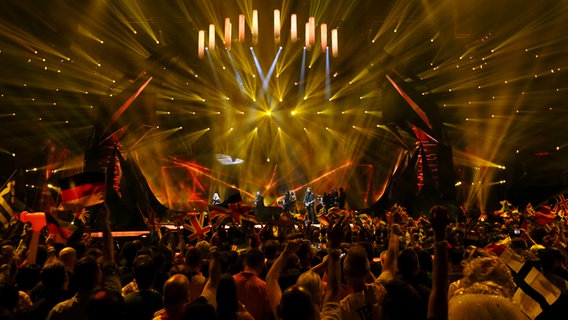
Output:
top-left (288, 190), bottom-right (297, 213)
top-left (322, 192), bottom-right (332, 213)
top-left (337, 187), bottom-right (346, 209)
top-left (330, 188), bottom-right (339, 208)
top-left (281, 190), bottom-right (297, 213)
top-left (211, 192), bottom-right (221, 205)
top-left (315, 194), bottom-right (324, 215)
top-left (254, 191), bottom-right (265, 207)
top-left (282, 190), bottom-right (291, 212)
top-left (303, 187), bottom-right (316, 224)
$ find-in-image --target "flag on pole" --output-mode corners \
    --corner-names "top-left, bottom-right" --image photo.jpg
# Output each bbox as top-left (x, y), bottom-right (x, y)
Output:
top-left (228, 202), bottom-right (257, 223)
top-left (59, 172), bottom-right (105, 211)
top-left (208, 206), bottom-right (232, 224)
top-left (183, 211), bottom-right (211, 242)
top-left (45, 212), bottom-right (78, 244)
top-left (535, 206), bottom-right (556, 225)
top-left (554, 194), bottom-right (568, 218)
top-left (208, 202), bottom-right (257, 224)
top-left (0, 181), bottom-right (16, 230)
top-left (0, 180), bottom-right (25, 230)
top-left (498, 247), bottom-right (563, 319)
top-left (327, 207), bottom-right (345, 218)
top-left (317, 214), bottom-right (330, 226)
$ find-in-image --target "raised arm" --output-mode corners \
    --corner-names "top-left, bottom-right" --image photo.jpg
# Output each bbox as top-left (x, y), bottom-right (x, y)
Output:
top-left (376, 225), bottom-right (399, 283)
top-left (266, 238), bottom-right (302, 319)
top-left (428, 205), bottom-right (449, 320)
top-left (309, 254), bottom-right (328, 276)
top-left (323, 214), bottom-right (348, 305)
top-left (101, 205), bottom-right (114, 263)
top-left (200, 232), bottom-right (221, 307)
top-left (100, 204), bottom-right (122, 293)
top-left (519, 228), bottom-right (537, 247)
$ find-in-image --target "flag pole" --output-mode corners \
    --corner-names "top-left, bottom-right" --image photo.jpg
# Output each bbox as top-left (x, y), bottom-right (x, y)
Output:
top-left (0, 170), bottom-right (17, 191)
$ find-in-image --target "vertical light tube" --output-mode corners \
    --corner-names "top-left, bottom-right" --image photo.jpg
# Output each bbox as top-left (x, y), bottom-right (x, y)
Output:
top-left (332, 28), bottom-right (338, 57)
top-left (305, 22), bottom-right (311, 50)
top-left (198, 30), bottom-right (205, 58)
top-left (252, 10), bottom-right (259, 45)
top-left (208, 24), bottom-right (215, 51)
top-left (224, 18), bottom-right (231, 48)
top-left (321, 23), bottom-right (327, 51)
top-left (291, 14), bottom-right (297, 43)
top-left (325, 49), bottom-right (330, 100)
top-left (274, 9), bottom-right (281, 44)
top-left (239, 14), bottom-right (245, 43)
top-left (308, 17), bottom-right (315, 46)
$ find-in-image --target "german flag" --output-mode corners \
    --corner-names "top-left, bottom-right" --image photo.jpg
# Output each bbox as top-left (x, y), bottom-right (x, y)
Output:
top-left (46, 212), bottom-right (78, 244)
top-left (59, 172), bottom-right (105, 211)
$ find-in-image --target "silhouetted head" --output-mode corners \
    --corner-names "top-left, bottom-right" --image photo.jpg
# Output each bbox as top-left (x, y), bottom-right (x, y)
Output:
top-left (163, 274), bottom-right (190, 310)
top-left (278, 285), bottom-right (319, 320)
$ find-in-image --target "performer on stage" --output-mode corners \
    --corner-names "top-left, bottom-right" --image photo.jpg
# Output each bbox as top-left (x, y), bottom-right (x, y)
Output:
top-left (303, 187), bottom-right (316, 224)
top-left (281, 189), bottom-right (297, 213)
top-left (338, 187), bottom-right (346, 209)
top-left (330, 188), bottom-right (339, 208)
top-left (288, 190), bottom-right (297, 213)
top-left (211, 192), bottom-right (221, 206)
top-left (254, 191), bottom-right (265, 207)
top-left (282, 190), bottom-right (291, 212)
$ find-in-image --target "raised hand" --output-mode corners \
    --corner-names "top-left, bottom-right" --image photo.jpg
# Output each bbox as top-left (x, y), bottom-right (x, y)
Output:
top-left (283, 238), bottom-right (303, 256)
top-left (429, 205), bottom-right (449, 241)
top-left (328, 214), bottom-right (349, 249)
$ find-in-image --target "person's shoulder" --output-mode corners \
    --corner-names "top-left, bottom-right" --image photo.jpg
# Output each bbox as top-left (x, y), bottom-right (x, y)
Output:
top-left (321, 302), bottom-right (342, 320)
top-left (46, 296), bottom-right (81, 320)
top-left (153, 307), bottom-right (166, 319)
top-left (237, 310), bottom-right (255, 320)
top-left (339, 290), bottom-right (366, 310)
top-left (50, 295), bottom-right (78, 311)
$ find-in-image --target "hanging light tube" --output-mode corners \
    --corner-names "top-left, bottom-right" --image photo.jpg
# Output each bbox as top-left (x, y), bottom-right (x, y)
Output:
top-left (332, 28), bottom-right (338, 57)
top-left (209, 24), bottom-right (215, 51)
top-left (198, 30), bottom-right (205, 58)
top-left (321, 23), bottom-right (327, 51)
top-left (224, 18), bottom-right (231, 48)
top-left (252, 10), bottom-right (259, 45)
top-left (274, 9), bottom-right (281, 44)
top-left (291, 14), bottom-right (297, 43)
top-left (239, 14), bottom-right (245, 43)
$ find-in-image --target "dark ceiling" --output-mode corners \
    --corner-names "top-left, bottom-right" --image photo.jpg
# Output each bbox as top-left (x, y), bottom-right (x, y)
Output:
top-left (1, 0), bottom-right (567, 208)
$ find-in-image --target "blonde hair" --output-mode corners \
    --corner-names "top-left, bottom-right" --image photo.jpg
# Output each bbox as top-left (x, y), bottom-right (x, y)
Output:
top-left (460, 256), bottom-right (516, 298)
top-left (297, 271), bottom-right (323, 305)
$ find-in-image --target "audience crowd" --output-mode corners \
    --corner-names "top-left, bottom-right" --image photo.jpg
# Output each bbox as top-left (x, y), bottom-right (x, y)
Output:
top-left (0, 200), bottom-right (567, 320)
